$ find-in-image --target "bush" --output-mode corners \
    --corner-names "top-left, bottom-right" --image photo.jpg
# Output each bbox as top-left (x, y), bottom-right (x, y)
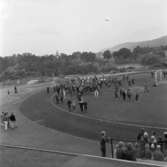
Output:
top-left (141, 54), bottom-right (162, 65)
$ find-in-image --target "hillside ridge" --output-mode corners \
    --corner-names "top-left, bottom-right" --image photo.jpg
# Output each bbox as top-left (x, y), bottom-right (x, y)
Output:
top-left (101, 35), bottom-right (167, 53)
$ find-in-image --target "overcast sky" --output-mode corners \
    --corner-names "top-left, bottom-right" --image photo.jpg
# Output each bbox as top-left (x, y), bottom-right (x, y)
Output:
top-left (0, 0), bottom-right (167, 56)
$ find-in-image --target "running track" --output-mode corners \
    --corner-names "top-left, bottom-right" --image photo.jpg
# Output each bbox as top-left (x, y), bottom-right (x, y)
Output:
top-left (20, 88), bottom-right (166, 142)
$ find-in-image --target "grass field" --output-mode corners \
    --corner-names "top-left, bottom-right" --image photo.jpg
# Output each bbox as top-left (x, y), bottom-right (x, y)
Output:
top-left (79, 82), bottom-right (167, 127)
top-left (20, 73), bottom-right (167, 142)
top-left (59, 73), bottom-right (167, 127)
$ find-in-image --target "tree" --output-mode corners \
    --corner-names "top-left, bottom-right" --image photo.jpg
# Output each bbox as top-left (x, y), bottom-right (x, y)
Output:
top-left (141, 53), bottom-right (162, 65)
top-left (80, 52), bottom-right (96, 62)
top-left (71, 51), bottom-right (82, 59)
top-left (113, 48), bottom-right (132, 63)
top-left (103, 50), bottom-right (112, 59)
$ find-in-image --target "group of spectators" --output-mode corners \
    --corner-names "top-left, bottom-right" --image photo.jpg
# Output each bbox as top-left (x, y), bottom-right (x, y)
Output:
top-left (99, 129), bottom-right (167, 161)
top-left (114, 87), bottom-right (141, 102)
top-left (49, 73), bottom-right (154, 113)
top-left (1, 112), bottom-right (16, 130)
top-left (47, 85), bottom-right (66, 104)
top-left (50, 76), bottom-right (102, 112)
top-left (49, 73), bottom-right (167, 162)
top-left (113, 76), bottom-right (149, 102)
top-left (136, 128), bottom-right (167, 160)
top-left (163, 71), bottom-right (167, 79)
top-left (7, 86), bottom-right (18, 95)
top-left (47, 84), bottom-right (88, 112)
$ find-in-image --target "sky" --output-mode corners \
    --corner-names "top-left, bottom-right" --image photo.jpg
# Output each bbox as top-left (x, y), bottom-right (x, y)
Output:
top-left (0, 0), bottom-right (167, 56)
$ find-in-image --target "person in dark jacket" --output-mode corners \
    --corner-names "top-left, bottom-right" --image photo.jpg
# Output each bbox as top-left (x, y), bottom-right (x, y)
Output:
top-left (83, 101), bottom-right (88, 112)
top-left (79, 101), bottom-right (84, 112)
top-left (135, 93), bottom-right (139, 101)
top-left (46, 87), bottom-right (50, 94)
top-left (67, 99), bottom-right (72, 112)
top-left (9, 113), bottom-right (16, 129)
top-left (14, 86), bottom-right (18, 94)
top-left (100, 131), bottom-right (107, 157)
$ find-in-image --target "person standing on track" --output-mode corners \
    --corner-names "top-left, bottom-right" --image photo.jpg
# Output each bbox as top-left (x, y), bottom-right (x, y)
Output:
top-left (67, 99), bottom-right (72, 112)
top-left (94, 87), bottom-right (99, 97)
top-left (122, 89), bottom-right (127, 102)
top-left (71, 99), bottom-right (76, 111)
top-left (2, 112), bottom-right (9, 130)
top-left (100, 131), bottom-right (107, 157)
top-left (78, 96), bottom-right (84, 112)
top-left (83, 101), bottom-right (88, 112)
top-left (46, 87), bottom-right (50, 94)
top-left (135, 93), bottom-right (139, 101)
top-left (14, 86), bottom-right (18, 94)
top-left (9, 113), bottom-right (16, 129)
top-left (127, 89), bottom-right (132, 102)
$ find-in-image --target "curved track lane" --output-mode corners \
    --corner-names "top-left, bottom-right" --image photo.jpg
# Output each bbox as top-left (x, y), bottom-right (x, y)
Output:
top-left (20, 89), bottom-right (166, 142)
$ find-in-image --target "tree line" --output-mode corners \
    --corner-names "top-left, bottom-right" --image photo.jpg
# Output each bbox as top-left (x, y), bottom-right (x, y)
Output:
top-left (103, 45), bottom-right (167, 63)
top-left (0, 46), bottom-right (167, 81)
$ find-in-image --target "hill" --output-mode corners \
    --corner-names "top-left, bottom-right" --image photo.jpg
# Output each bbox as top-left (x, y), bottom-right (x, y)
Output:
top-left (101, 35), bottom-right (167, 53)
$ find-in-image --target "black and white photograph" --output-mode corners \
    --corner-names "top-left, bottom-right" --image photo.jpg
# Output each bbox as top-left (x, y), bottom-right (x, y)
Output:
top-left (0, 0), bottom-right (167, 166)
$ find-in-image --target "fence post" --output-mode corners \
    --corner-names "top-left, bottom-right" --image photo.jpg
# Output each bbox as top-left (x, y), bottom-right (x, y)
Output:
top-left (110, 138), bottom-right (114, 158)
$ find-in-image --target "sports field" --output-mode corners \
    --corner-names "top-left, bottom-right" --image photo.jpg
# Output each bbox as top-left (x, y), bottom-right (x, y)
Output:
top-left (77, 82), bottom-right (167, 127)
top-left (20, 73), bottom-right (167, 142)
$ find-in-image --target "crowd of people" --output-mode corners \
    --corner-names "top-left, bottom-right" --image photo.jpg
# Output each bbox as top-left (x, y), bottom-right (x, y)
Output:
top-left (113, 77), bottom-right (141, 102)
top-left (2, 70), bottom-right (167, 164)
top-left (136, 129), bottom-right (167, 160)
top-left (49, 73), bottom-right (153, 114)
top-left (99, 129), bottom-right (167, 161)
top-left (45, 71), bottom-right (167, 162)
top-left (48, 75), bottom-right (104, 112)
